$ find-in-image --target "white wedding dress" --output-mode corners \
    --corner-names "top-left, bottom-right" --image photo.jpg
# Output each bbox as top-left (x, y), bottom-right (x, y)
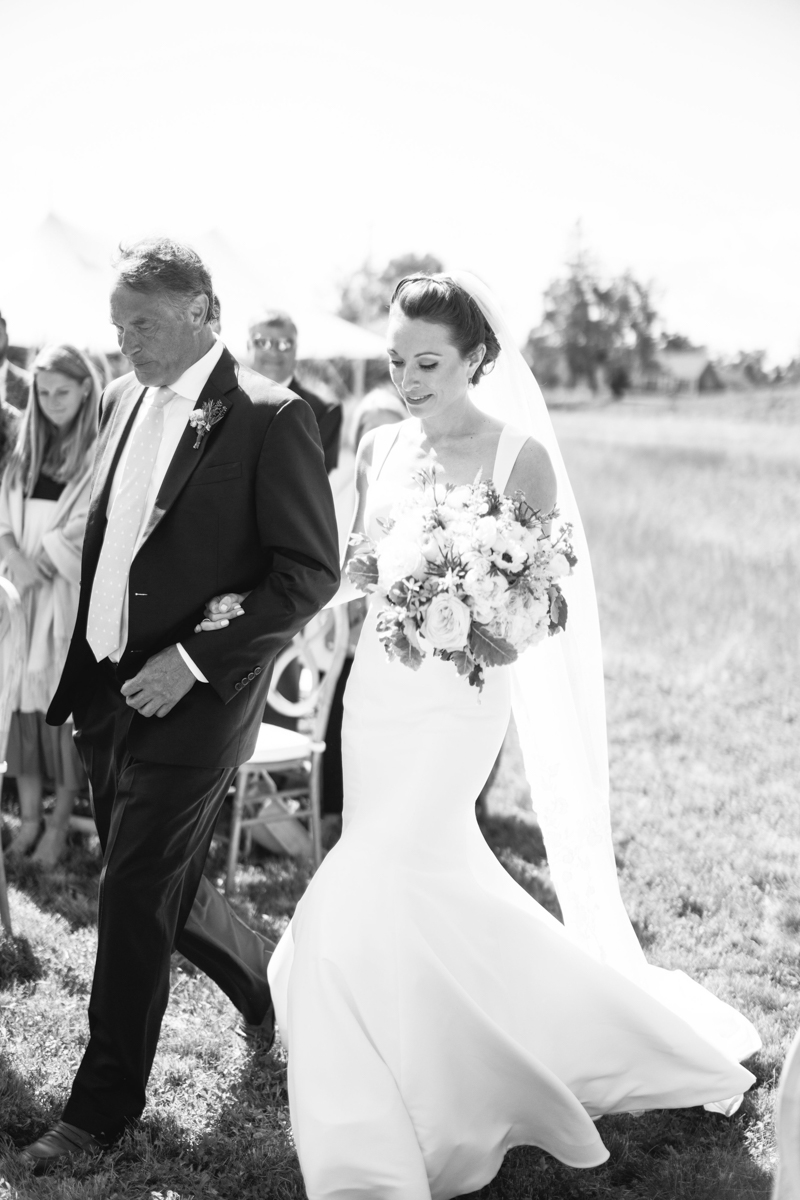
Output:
top-left (268, 424), bottom-right (757, 1200)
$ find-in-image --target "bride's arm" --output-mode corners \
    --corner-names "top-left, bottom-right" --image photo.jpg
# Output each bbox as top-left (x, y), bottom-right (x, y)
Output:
top-left (506, 436), bottom-right (558, 530)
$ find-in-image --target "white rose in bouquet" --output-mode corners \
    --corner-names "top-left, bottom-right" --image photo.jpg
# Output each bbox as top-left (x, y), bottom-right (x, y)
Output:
top-left (376, 536), bottom-right (426, 590)
top-left (421, 594), bottom-right (472, 651)
top-left (451, 531), bottom-right (477, 560)
top-left (491, 573), bottom-right (509, 599)
top-left (550, 552), bottom-right (571, 577)
top-left (475, 515), bottom-right (499, 550)
top-left (462, 560), bottom-right (491, 596)
top-left (493, 591), bottom-right (546, 650)
top-left (470, 596), bottom-right (496, 625)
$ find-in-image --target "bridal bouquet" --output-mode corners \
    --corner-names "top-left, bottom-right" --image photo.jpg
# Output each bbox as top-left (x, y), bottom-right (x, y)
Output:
top-left (346, 471), bottom-right (576, 690)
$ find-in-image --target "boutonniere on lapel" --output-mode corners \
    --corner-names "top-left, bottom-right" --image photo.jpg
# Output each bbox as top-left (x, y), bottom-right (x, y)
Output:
top-left (188, 399), bottom-right (228, 450)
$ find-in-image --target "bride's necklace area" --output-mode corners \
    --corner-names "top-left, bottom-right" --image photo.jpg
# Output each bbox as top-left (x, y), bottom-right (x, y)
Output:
top-left (411, 412), bottom-right (498, 486)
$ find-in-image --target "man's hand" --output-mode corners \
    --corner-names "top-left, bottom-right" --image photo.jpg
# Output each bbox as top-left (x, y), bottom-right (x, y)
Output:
top-left (120, 645), bottom-right (196, 718)
top-left (194, 591), bottom-right (248, 633)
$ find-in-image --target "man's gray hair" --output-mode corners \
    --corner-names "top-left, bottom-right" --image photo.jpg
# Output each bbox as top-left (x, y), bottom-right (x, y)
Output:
top-left (114, 237), bottom-right (217, 324)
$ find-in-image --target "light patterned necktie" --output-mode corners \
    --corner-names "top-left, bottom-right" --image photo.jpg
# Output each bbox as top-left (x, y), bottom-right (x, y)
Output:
top-left (86, 386), bottom-right (174, 661)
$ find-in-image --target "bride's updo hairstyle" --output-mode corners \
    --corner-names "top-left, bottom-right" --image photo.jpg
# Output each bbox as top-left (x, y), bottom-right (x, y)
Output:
top-left (390, 275), bottom-right (501, 385)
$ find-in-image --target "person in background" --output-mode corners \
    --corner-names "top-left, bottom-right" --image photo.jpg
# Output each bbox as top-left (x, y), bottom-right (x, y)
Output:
top-left (321, 387), bottom-right (408, 836)
top-left (0, 345), bottom-right (98, 865)
top-left (0, 310), bottom-right (31, 411)
top-left (248, 308), bottom-right (344, 732)
top-left (0, 396), bottom-right (20, 475)
top-left (247, 308), bottom-right (342, 474)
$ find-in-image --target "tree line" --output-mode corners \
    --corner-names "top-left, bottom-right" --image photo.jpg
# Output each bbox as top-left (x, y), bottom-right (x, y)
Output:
top-left (337, 251), bottom-right (792, 396)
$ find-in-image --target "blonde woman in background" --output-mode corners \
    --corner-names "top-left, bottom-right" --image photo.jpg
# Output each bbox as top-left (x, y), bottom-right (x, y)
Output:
top-left (0, 344), bottom-right (99, 866)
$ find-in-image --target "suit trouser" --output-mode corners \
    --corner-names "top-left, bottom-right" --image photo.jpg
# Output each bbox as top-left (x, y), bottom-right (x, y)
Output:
top-left (61, 669), bottom-right (275, 1139)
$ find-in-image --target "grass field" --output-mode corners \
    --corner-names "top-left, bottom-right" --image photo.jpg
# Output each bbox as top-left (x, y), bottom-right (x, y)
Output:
top-left (2, 392), bottom-right (799, 1199)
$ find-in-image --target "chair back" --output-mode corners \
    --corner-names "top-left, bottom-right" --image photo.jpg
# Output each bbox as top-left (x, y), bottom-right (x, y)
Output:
top-left (774, 1026), bottom-right (800, 1198)
top-left (267, 605), bottom-right (350, 742)
top-left (0, 576), bottom-right (25, 763)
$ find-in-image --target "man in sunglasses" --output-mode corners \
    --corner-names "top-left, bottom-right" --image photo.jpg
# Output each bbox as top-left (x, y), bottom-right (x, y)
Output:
top-left (247, 309), bottom-right (342, 474)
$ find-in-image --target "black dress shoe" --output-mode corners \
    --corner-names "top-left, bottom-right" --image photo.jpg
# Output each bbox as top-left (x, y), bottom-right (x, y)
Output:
top-left (238, 1001), bottom-right (276, 1050)
top-left (18, 1120), bottom-right (110, 1174)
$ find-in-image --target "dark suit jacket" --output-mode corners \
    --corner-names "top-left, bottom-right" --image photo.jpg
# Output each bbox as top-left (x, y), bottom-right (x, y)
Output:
top-left (3, 361), bottom-right (31, 411)
top-left (48, 346), bottom-right (340, 769)
top-left (288, 376), bottom-right (342, 475)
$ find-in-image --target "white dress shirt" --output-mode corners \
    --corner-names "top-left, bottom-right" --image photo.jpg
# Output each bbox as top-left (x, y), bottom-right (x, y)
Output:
top-left (106, 336), bottom-right (225, 678)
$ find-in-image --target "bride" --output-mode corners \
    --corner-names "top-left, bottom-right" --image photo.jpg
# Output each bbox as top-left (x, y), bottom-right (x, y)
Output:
top-left (204, 272), bottom-right (759, 1200)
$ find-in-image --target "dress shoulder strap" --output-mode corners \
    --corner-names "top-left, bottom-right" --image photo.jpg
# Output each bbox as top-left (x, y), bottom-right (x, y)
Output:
top-left (492, 424), bottom-right (530, 493)
top-left (368, 421), bottom-right (403, 483)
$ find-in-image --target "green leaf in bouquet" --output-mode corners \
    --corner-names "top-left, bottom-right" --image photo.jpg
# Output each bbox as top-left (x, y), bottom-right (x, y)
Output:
top-left (548, 586), bottom-right (568, 632)
top-left (469, 661), bottom-right (485, 690)
top-left (439, 648), bottom-right (486, 691)
top-left (468, 624), bottom-right (518, 668)
top-left (346, 552), bottom-right (379, 593)
top-left (387, 578), bottom-right (419, 607)
top-left (377, 610), bottom-right (424, 670)
top-left (442, 649), bottom-right (473, 677)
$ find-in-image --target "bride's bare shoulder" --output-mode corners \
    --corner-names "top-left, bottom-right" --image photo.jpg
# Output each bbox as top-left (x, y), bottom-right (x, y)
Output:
top-left (506, 433), bottom-right (558, 514)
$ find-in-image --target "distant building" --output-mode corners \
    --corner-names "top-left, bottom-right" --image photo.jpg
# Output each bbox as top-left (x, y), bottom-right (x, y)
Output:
top-left (654, 347), bottom-right (722, 393)
top-left (714, 357), bottom-right (769, 390)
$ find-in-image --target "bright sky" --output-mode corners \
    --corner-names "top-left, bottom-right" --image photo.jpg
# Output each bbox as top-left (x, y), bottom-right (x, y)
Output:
top-left (2, 0), bottom-right (798, 363)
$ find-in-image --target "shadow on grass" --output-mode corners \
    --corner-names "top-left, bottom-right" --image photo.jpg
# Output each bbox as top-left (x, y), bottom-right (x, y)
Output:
top-left (0, 1047), bottom-right (309, 1200)
top-left (458, 1102), bottom-right (773, 1199)
top-left (0, 932), bottom-right (44, 988)
top-left (2, 838), bottom-right (100, 931)
top-left (478, 810), bottom-right (563, 922)
top-left (0, 1048), bottom-right (55, 1158)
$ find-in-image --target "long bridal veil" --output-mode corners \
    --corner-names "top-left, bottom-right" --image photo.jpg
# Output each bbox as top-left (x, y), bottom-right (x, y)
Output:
top-left (452, 270), bottom-right (759, 1083)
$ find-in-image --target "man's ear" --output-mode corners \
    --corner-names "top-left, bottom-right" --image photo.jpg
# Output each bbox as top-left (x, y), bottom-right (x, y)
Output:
top-left (187, 293), bottom-right (210, 328)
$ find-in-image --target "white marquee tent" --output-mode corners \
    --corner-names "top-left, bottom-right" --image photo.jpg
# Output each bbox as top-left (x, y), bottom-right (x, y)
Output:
top-left (0, 216), bottom-right (386, 376)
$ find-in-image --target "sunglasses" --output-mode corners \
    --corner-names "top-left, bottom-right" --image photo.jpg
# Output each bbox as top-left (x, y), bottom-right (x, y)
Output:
top-left (250, 336), bottom-right (295, 352)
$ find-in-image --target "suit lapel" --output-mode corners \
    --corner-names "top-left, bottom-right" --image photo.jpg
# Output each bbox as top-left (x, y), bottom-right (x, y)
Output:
top-left (138, 346), bottom-right (240, 546)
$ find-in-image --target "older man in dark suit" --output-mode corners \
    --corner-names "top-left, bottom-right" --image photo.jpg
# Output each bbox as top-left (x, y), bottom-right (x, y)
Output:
top-left (247, 308), bottom-right (342, 474)
top-left (0, 311), bottom-right (31, 410)
top-left (20, 239), bottom-right (340, 1172)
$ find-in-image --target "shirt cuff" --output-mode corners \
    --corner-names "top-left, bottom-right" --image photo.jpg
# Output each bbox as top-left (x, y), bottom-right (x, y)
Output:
top-left (176, 642), bottom-right (208, 683)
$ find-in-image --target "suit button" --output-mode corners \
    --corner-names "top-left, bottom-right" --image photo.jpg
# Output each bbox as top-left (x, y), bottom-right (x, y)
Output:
top-left (248, 671), bottom-right (255, 680)
top-left (254, 666), bottom-right (261, 675)
top-left (242, 677), bottom-right (249, 686)
top-left (234, 682), bottom-right (242, 692)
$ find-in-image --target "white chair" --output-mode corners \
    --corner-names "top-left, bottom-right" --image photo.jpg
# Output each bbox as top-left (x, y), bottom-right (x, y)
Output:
top-left (225, 605), bottom-right (350, 894)
top-left (0, 576), bottom-right (26, 934)
top-left (774, 1027), bottom-right (800, 1198)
